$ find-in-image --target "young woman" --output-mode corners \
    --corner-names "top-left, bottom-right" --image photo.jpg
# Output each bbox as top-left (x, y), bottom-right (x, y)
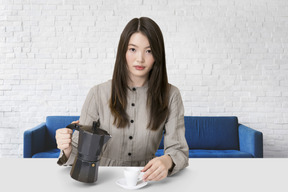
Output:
top-left (56, 17), bottom-right (189, 182)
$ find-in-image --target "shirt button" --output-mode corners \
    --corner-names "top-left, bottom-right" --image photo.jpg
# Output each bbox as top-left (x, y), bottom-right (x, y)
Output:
top-left (128, 153), bottom-right (132, 156)
top-left (129, 136), bottom-right (133, 140)
top-left (131, 103), bottom-right (135, 107)
top-left (130, 120), bottom-right (134, 123)
top-left (132, 88), bottom-right (136, 91)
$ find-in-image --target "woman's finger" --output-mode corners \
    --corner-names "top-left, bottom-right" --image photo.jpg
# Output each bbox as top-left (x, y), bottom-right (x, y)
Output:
top-left (142, 156), bottom-right (171, 182)
top-left (56, 128), bottom-right (73, 134)
top-left (58, 143), bottom-right (70, 150)
top-left (58, 133), bottom-right (72, 139)
top-left (142, 159), bottom-right (153, 172)
top-left (142, 161), bottom-right (158, 181)
top-left (153, 171), bottom-right (166, 181)
top-left (60, 138), bottom-right (71, 144)
top-left (146, 167), bottom-right (162, 181)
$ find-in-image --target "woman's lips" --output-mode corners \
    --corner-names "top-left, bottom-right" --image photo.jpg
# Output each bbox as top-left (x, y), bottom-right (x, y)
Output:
top-left (134, 66), bottom-right (145, 70)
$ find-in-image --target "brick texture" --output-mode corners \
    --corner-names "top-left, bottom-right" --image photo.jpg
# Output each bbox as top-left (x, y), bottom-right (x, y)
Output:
top-left (0, 0), bottom-right (288, 157)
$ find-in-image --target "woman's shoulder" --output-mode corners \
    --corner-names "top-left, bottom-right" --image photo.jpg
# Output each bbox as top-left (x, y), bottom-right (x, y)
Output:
top-left (168, 83), bottom-right (181, 96)
top-left (167, 84), bottom-right (183, 107)
top-left (90, 80), bottom-right (111, 89)
top-left (89, 80), bottom-right (112, 95)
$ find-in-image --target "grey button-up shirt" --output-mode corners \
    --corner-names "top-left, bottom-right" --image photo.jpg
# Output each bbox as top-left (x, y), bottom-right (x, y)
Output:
top-left (59, 80), bottom-right (189, 175)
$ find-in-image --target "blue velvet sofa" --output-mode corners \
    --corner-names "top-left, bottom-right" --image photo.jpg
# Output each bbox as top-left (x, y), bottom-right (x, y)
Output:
top-left (23, 116), bottom-right (263, 158)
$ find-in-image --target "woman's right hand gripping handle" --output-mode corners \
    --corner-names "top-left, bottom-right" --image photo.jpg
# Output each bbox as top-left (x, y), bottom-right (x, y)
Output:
top-left (55, 120), bottom-right (79, 158)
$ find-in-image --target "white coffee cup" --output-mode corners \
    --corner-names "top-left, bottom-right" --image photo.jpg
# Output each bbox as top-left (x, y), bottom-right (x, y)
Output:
top-left (124, 167), bottom-right (141, 186)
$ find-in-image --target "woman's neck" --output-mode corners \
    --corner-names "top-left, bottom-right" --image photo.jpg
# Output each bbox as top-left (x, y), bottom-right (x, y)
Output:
top-left (128, 77), bottom-right (148, 88)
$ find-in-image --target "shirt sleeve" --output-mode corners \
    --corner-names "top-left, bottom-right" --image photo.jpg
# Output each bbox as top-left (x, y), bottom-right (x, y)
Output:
top-left (57, 86), bottom-right (99, 166)
top-left (164, 86), bottom-right (189, 176)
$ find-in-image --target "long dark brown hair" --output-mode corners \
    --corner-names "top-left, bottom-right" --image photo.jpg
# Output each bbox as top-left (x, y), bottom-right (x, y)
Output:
top-left (109, 17), bottom-right (170, 130)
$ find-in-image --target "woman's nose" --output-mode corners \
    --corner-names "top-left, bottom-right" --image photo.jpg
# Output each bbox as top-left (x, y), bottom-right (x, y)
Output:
top-left (136, 52), bottom-right (144, 63)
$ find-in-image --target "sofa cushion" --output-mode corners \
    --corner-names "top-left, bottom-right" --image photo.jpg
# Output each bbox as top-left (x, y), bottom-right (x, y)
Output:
top-left (189, 149), bottom-right (252, 158)
top-left (155, 149), bottom-right (164, 157)
top-left (32, 148), bottom-right (60, 158)
top-left (45, 116), bottom-right (80, 150)
top-left (155, 149), bottom-right (252, 158)
top-left (185, 116), bottom-right (239, 150)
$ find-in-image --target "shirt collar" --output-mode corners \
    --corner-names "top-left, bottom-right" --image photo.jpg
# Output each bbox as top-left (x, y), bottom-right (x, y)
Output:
top-left (128, 80), bottom-right (149, 91)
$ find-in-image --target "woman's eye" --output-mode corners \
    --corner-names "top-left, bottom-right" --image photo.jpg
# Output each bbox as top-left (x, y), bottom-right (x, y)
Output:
top-left (146, 49), bottom-right (152, 54)
top-left (129, 48), bottom-right (136, 52)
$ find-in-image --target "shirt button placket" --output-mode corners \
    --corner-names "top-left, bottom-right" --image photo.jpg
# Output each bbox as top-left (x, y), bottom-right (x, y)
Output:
top-left (128, 87), bottom-right (136, 159)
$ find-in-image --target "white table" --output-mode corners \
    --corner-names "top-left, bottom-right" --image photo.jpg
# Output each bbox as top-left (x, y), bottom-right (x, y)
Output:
top-left (0, 158), bottom-right (287, 192)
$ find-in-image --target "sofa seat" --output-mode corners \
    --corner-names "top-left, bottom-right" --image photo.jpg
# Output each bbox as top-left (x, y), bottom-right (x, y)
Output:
top-left (32, 149), bottom-right (60, 158)
top-left (155, 149), bottom-right (253, 158)
top-left (189, 149), bottom-right (253, 158)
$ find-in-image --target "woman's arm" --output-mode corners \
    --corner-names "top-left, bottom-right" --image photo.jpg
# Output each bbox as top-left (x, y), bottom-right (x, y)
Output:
top-left (141, 86), bottom-right (189, 180)
top-left (57, 86), bottom-right (99, 166)
top-left (162, 86), bottom-right (189, 175)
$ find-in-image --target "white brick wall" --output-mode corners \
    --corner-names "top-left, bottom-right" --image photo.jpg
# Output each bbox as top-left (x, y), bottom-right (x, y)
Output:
top-left (0, 0), bottom-right (288, 158)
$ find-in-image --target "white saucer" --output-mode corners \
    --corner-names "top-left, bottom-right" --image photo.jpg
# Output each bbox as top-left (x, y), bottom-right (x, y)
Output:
top-left (116, 178), bottom-right (148, 190)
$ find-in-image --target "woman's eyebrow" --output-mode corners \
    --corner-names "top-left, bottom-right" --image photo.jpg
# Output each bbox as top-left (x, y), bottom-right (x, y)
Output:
top-left (128, 44), bottom-right (151, 49)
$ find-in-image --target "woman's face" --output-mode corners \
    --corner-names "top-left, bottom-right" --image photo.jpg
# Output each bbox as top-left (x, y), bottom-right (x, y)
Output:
top-left (126, 32), bottom-right (155, 85)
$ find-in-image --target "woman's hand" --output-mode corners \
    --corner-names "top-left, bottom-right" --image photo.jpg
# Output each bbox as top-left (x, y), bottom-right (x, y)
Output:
top-left (55, 120), bottom-right (79, 158)
top-left (141, 154), bottom-right (173, 182)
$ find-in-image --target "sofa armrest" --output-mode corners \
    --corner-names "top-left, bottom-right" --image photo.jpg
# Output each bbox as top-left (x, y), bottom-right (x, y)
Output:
top-left (23, 123), bottom-right (46, 158)
top-left (238, 124), bottom-right (263, 158)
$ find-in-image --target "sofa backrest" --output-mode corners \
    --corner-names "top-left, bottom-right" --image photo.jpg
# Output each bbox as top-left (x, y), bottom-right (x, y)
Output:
top-left (46, 116), bottom-right (239, 151)
top-left (45, 116), bottom-right (80, 150)
top-left (185, 116), bottom-right (239, 150)
top-left (159, 116), bottom-right (239, 150)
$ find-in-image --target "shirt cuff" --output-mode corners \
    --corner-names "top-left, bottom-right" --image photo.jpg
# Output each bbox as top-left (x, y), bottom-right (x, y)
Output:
top-left (166, 151), bottom-right (189, 176)
top-left (57, 151), bottom-right (68, 166)
top-left (57, 148), bottom-right (77, 166)
top-left (167, 155), bottom-right (176, 175)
